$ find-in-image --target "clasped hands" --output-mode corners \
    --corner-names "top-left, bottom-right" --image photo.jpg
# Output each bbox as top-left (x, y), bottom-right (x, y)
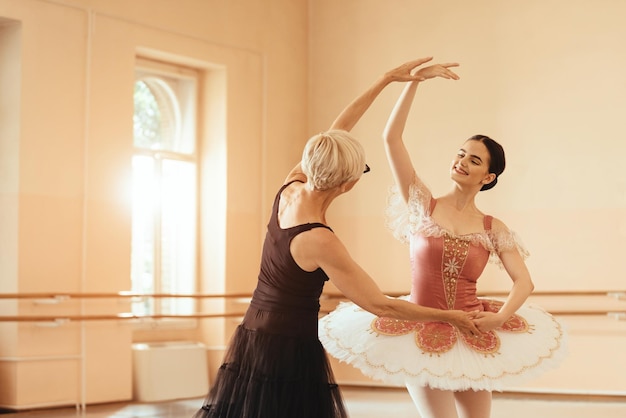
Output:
top-left (455, 309), bottom-right (509, 337)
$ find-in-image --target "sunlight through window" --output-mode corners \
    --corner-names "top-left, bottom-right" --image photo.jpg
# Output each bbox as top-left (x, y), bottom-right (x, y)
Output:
top-left (131, 61), bottom-right (198, 315)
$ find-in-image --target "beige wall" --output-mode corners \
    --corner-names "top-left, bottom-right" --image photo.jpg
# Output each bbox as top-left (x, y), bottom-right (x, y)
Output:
top-left (0, 0), bottom-right (625, 409)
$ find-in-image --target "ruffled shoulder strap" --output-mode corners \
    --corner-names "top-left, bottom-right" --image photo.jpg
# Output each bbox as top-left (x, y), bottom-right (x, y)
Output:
top-left (486, 221), bottom-right (530, 267)
top-left (384, 176), bottom-right (432, 244)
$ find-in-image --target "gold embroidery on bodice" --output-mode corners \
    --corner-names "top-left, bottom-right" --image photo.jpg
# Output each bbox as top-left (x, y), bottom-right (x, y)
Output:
top-left (441, 234), bottom-right (470, 309)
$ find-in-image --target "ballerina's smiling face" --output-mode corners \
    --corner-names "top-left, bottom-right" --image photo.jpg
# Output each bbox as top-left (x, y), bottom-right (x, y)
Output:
top-left (450, 140), bottom-right (496, 190)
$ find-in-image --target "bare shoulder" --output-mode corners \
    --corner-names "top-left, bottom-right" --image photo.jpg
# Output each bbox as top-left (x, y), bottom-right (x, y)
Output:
top-left (285, 172), bottom-right (307, 185)
top-left (301, 226), bottom-right (339, 247)
top-left (284, 163), bottom-right (307, 185)
top-left (293, 226), bottom-right (346, 262)
top-left (291, 225), bottom-right (343, 271)
top-left (489, 216), bottom-right (511, 233)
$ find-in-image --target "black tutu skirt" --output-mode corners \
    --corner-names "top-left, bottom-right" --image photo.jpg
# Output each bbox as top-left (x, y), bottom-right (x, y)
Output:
top-left (193, 324), bottom-right (347, 418)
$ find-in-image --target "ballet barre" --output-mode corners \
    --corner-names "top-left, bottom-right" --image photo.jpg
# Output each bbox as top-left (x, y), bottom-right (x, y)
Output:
top-left (0, 292), bottom-right (253, 299)
top-left (0, 291), bottom-right (624, 322)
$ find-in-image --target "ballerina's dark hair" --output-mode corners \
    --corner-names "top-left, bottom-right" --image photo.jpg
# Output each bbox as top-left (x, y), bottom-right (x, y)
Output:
top-left (467, 134), bottom-right (505, 191)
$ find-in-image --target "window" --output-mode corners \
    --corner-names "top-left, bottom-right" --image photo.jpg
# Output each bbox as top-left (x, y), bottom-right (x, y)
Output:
top-left (131, 59), bottom-right (198, 315)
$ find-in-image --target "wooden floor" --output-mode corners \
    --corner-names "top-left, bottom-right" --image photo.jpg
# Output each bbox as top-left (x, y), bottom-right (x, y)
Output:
top-left (1, 387), bottom-right (625, 417)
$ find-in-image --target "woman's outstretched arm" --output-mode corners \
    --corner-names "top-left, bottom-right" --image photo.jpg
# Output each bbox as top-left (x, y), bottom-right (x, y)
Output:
top-left (285, 58), bottom-right (431, 183)
top-left (383, 63), bottom-right (460, 201)
top-left (329, 58), bottom-right (432, 131)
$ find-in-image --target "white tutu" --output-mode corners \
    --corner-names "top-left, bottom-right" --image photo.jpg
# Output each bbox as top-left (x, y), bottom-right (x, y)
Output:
top-left (319, 296), bottom-right (567, 392)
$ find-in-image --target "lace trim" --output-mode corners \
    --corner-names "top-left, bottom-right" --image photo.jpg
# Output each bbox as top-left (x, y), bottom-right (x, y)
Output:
top-left (384, 182), bottom-right (431, 245)
top-left (384, 182), bottom-right (529, 267)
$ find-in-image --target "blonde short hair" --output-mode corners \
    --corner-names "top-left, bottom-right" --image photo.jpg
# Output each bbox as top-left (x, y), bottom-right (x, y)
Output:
top-left (301, 129), bottom-right (366, 191)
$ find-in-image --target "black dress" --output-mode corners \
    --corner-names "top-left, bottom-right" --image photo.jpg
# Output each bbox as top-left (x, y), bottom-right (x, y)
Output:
top-left (193, 181), bottom-right (347, 418)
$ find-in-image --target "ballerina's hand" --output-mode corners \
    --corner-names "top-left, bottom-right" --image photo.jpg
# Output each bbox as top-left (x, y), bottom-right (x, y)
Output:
top-left (384, 57), bottom-right (435, 83)
top-left (415, 63), bottom-right (460, 81)
top-left (473, 311), bottom-right (506, 332)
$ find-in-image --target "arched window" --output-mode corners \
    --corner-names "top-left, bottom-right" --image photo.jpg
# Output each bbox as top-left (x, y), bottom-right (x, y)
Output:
top-left (131, 58), bottom-right (198, 316)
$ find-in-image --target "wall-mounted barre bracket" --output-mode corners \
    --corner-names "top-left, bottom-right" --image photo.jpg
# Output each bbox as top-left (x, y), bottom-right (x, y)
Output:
top-left (33, 295), bottom-right (70, 305)
top-left (608, 312), bottom-right (626, 321)
top-left (607, 291), bottom-right (626, 301)
top-left (34, 318), bottom-right (70, 327)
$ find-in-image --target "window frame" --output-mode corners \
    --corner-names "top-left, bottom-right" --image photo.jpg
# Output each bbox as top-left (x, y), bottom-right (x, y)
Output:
top-left (131, 57), bottom-right (200, 320)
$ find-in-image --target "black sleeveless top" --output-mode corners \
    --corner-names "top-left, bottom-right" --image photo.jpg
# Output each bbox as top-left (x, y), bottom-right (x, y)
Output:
top-left (242, 181), bottom-right (333, 338)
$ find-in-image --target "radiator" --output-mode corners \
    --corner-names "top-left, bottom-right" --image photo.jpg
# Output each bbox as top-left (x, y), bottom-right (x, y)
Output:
top-left (132, 341), bottom-right (209, 402)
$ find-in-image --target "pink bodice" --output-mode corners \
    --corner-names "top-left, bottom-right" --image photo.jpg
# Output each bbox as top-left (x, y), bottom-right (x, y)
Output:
top-left (409, 229), bottom-right (490, 312)
top-left (408, 195), bottom-right (494, 311)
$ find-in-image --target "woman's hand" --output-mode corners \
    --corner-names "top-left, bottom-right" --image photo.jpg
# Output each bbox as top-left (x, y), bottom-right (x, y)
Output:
top-left (383, 57), bottom-right (435, 83)
top-left (330, 56), bottom-right (438, 131)
top-left (446, 310), bottom-right (481, 336)
top-left (415, 63), bottom-right (460, 81)
top-left (473, 311), bottom-right (507, 332)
